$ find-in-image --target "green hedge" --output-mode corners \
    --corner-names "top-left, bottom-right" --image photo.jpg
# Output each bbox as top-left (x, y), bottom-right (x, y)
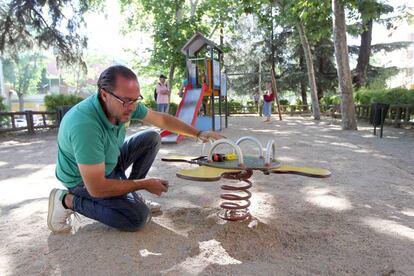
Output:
top-left (246, 100), bottom-right (259, 113)
top-left (0, 96), bottom-right (7, 112)
top-left (0, 96), bottom-right (9, 127)
top-left (354, 88), bottom-right (414, 107)
top-left (320, 88), bottom-right (414, 108)
top-left (228, 99), bottom-right (244, 113)
top-left (320, 95), bottom-right (341, 106)
top-left (168, 103), bottom-right (178, 115)
top-left (44, 94), bottom-right (84, 111)
top-left (279, 99), bottom-right (289, 105)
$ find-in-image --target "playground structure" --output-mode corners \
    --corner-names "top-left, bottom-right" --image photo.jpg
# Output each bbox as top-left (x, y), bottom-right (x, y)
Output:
top-left (161, 32), bottom-right (228, 143)
top-left (162, 136), bottom-right (331, 221)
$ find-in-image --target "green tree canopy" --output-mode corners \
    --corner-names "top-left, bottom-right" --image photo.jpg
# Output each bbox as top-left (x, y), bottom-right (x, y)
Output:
top-left (3, 52), bottom-right (45, 111)
top-left (0, 0), bottom-right (103, 65)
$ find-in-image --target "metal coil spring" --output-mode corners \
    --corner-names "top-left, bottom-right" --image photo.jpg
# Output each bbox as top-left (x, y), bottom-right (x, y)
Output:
top-left (220, 170), bottom-right (253, 221)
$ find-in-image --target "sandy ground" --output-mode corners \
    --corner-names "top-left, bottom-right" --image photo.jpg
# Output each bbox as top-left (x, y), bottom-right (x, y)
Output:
top-left (0, 115), bottom-right (413, 275)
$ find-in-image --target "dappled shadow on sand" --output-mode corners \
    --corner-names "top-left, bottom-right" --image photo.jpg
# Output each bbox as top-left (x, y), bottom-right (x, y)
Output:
top-left (2, 117), bottom-right (414, 275)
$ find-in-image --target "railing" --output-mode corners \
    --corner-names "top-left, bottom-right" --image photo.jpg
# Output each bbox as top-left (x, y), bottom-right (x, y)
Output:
top-left (228, 104), bottom-right (315, 115)
top-left (0, 110), bottom-right (59, 134)
top-left (228, 103), bottom-right (412, 126)
top-left (354, 104), bottom-right (413, 126)
top-left (1, 104), bottom-right (412, 135)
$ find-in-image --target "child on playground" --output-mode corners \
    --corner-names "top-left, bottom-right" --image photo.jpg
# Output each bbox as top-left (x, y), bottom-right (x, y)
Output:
top-left (263, 82), bottom-right (274, 122)
top-left (178, 79), bottom-right (188, 98)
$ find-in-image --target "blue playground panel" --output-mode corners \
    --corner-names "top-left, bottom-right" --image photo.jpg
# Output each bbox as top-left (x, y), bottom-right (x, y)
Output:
top-left (161, 88), bottom-right (203, 143)
top-left (178, 88), bottom-right (202, 124)
top-left (195, 115), bottom-right (221, 131)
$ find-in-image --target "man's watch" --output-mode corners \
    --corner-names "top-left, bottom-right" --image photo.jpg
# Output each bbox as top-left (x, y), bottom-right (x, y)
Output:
top-left (196, 130), bottom-right (203, 141)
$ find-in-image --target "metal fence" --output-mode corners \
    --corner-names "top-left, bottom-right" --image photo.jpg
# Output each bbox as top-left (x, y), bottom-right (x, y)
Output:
top-left (0, 110), bottom-right (59, 134)
top-left (0, 104), bottom-right (412, 135)
top-left (231, 103), bottom-right (412, 126)
top-left (354, 104), bottom-right (413, 127)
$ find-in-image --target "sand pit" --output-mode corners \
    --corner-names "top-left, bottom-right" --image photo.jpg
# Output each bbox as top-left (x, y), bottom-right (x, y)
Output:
top-left (0, 116), bottom-right (413, 275)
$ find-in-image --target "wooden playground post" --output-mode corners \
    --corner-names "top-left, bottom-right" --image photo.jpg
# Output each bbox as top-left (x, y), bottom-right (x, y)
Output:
top-left (271, 69), bottom-right (282, 121)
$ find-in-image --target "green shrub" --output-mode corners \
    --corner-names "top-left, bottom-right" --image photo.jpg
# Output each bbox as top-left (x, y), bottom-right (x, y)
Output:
top-left (354, 88), bottom-right (414, 107)
top-left (279, 99), bottom-right (289, 105)
top-left (169, 102), bottom-right (178, 115)
top-left (0, 96), bottom-right (6, 111)
top-left (372, 88), bottom-right (414, 106)
top-left (228, 99), bottom-right (243, 113)
top-left (246, 100), bottom-right (258, 113)
top-left (0, 96), bottom-right (9, 127)
top-left (320, 95), bottom-right (341, 106)
top-left (44, 94), bottom-right (84, 111)
top-left (354, 89), bottom-right (376, 105)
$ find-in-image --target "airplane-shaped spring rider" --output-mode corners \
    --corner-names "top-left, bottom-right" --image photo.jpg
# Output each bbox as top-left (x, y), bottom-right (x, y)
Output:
top-left (162, 136), bottom-right (331, 221)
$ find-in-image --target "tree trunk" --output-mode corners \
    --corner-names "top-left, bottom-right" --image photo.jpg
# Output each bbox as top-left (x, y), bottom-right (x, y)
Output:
top-left (300, 81), bottom-right (308, 108)
top-left (18, 92), bottom-right (24, 111)
top-left (270, 10), bottom-right (276, 73)
top-left (332, 0), bottom-right (357, 130)
top-left (168, 63), bottom-right (175, 104)
top-left (317, 86), bottom-right (324, 101)
top-left (269, 7), bottom-right (282, 120)
top-left (299, 54), bottom-right (308, 108)
top-left (271, 68), bottom-right (283, 120)
top-left (314, 38), bottom-right (333, 101)
top-left (354, 19), bottom-right (373, 89)
top-left (0, 58), bottom-right (5, 101)
top-left (190, 0), bottom-right (199, 17)
top-left (296, 22), bottom-right (321, 120)
top-left (316, 45), bottom-right (325, 101)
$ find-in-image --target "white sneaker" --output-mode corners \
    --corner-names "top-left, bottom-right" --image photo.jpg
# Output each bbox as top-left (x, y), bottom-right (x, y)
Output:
top-left (145, 200), bottom-right (162, 214)
top-left (47, 188), bottom-right (74, 233)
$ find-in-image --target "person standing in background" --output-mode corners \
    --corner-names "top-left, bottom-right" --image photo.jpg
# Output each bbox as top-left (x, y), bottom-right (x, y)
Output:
top-left (155, 74), bottom-right (170, 113)
top-left (263, 82), bottom-right (274, 122)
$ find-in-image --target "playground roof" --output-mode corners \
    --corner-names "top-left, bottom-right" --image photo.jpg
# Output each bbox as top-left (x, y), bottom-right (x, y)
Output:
top-left (181, 32), bottom-right (223, 56)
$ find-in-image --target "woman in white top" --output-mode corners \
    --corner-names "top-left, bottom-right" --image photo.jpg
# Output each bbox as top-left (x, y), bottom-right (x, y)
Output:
top-left (155, 74), bottom-right (170, 113)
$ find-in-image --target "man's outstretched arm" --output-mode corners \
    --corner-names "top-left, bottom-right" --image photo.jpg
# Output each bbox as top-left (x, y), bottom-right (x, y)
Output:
top-left (142, 109), bottom-right (224, 142)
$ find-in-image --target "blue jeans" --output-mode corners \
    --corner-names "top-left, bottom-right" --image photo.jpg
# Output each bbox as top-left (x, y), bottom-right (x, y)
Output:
top-left (157, 103), bottom-right (169, 113)
top-left (263, 101), bottom-right (273, 117)
top-left (69, 130), bottom-right (161, 232)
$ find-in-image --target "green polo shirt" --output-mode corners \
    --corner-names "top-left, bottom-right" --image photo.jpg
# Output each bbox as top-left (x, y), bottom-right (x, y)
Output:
top-left (55, 94), bottom-right (148, 188)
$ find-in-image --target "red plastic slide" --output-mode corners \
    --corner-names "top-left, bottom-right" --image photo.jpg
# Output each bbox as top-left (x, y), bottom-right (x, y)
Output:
top-left (160, 83), bottom-right (207, 143)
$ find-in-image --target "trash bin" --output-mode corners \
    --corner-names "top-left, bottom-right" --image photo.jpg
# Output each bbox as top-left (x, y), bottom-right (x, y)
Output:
top-left (370, 103), bottom-right (389, 138)
top-left (57, 105), bottom-right (73, 124)
top-left (370, 103), bottom-right (389, 126)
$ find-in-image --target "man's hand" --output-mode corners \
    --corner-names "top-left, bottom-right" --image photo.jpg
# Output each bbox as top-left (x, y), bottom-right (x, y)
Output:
top-left (144, 177), bottom-right (169, 196)
top-left (198, 131), bottom-right (225, 143)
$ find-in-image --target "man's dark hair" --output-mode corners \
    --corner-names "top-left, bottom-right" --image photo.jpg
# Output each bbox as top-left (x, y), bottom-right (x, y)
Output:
top-left (97, 65), bottom-right (137, 94)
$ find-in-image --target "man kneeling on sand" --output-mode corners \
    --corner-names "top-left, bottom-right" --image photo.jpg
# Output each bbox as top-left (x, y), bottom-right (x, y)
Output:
top-left (48, 65), bottom-right (223, 232)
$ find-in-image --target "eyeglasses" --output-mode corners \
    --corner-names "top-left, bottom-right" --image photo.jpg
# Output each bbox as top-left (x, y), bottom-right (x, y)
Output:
top-left (102, 88), bottom-right (144, 107)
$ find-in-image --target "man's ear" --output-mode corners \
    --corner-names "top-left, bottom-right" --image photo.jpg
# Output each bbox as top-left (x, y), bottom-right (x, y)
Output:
top-left (100, 89), bottom-right (109, 103)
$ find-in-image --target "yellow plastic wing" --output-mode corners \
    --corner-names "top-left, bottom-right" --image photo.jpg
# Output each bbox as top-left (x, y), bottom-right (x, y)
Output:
top-left (176, 166), bottom-right (241, 181)
top-left (270, 165), bottom-right (331, 178)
